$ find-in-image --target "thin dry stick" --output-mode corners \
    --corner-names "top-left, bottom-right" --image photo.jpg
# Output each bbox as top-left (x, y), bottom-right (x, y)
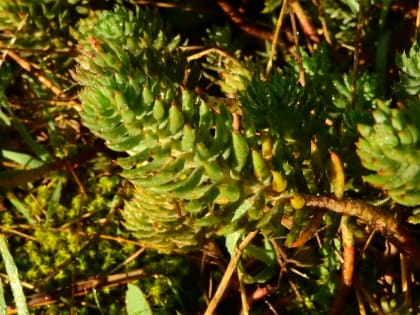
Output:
top-left (5, 50), bottom-right (80, 110)
top-left (289, 1), bottom-right (320, 43)
top-left (0, 273), bottom-right (35, 291)
top-left (69, 167), bottom-right (87, 197)
top-left (108, 248), bottom-right (145, 275)
top-left (204, 231), bottom-right (258, 315)
top-left (0, 13), bottom-right (28, 68)
top-left (6, 51), bottom-right (62, 97)
top-left (354, 283), bottom-right (367, 315)
top-left (349, 0), bottom-right (364, 108)
top-left (416, 0), bottom-right (420, 39)
top-left (266, 0), bottom-right (288, 77)
top-left (186, 47), bottom-right (237, 63)
top-left (361, 229), bottom-right (376, 253)
top-left (270, 239), bottom-right (287, 285)
top-left (400, 253), bottom-right (411, 305)
top-left (237, 268), bottom-right (249, 315)
top-left (287, 278), bottom-right (304, 302)
top-left (353, 277), bottom-right (386, 315)
top-left (6, 229), bottom-right (36, 241)
top-left (8, 97), bottom-right (80, 108)
top-left (289, 3), bottom-right (305, 86)
top-left (265, 300), bottom-right (280, 315)
top-left (317, 1), bottom-right (333, 44)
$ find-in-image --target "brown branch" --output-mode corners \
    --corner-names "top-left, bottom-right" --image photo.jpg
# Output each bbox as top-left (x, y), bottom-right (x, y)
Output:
top-left (304, 195), bottom-right (420, 267)
top-left (216, 0), bottom-right (273, 41)
top-left (304, 196), bottom-right (397, 236)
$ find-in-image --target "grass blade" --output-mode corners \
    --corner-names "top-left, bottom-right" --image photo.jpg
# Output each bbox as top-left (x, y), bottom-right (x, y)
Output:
top-left (0, 235), bottom-right (29, 315)
top-left (1, 150), bottom-right (44, 168)
top-left (3, 102), bottom-right (51, 162)
top-left (46, 179), bottom-right (62, 226)
top-left (6, 192), bottom-right (36, 225)
top-left (0, 278), bottom-right (6, 315)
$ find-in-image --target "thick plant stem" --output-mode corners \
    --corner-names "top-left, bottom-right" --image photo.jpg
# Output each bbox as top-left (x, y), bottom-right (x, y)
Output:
top-left (304, 195), bottom-right (420, 267)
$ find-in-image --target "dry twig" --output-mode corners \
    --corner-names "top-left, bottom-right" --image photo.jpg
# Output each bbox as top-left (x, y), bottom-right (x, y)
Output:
top-left (204, 231), bottom-right (258, 315)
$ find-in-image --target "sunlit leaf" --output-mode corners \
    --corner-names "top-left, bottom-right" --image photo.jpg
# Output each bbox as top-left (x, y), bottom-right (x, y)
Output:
top-left (126, 283), bottom-right (153, 315)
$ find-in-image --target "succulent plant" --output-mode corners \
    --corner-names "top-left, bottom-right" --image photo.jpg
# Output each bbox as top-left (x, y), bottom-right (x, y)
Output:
top-left (74, 6), bottom-right (295, 252)
top-left (356, 41), bottom-right (420, 207)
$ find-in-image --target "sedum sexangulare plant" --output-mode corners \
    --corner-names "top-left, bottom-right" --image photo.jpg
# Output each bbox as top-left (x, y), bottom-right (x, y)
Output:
top-left (1, 1), bottom-right (420, 313)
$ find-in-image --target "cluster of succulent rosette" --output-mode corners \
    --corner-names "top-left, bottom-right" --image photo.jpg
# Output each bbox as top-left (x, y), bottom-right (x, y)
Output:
top-left (74, 7), bottom-right (295, 252)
